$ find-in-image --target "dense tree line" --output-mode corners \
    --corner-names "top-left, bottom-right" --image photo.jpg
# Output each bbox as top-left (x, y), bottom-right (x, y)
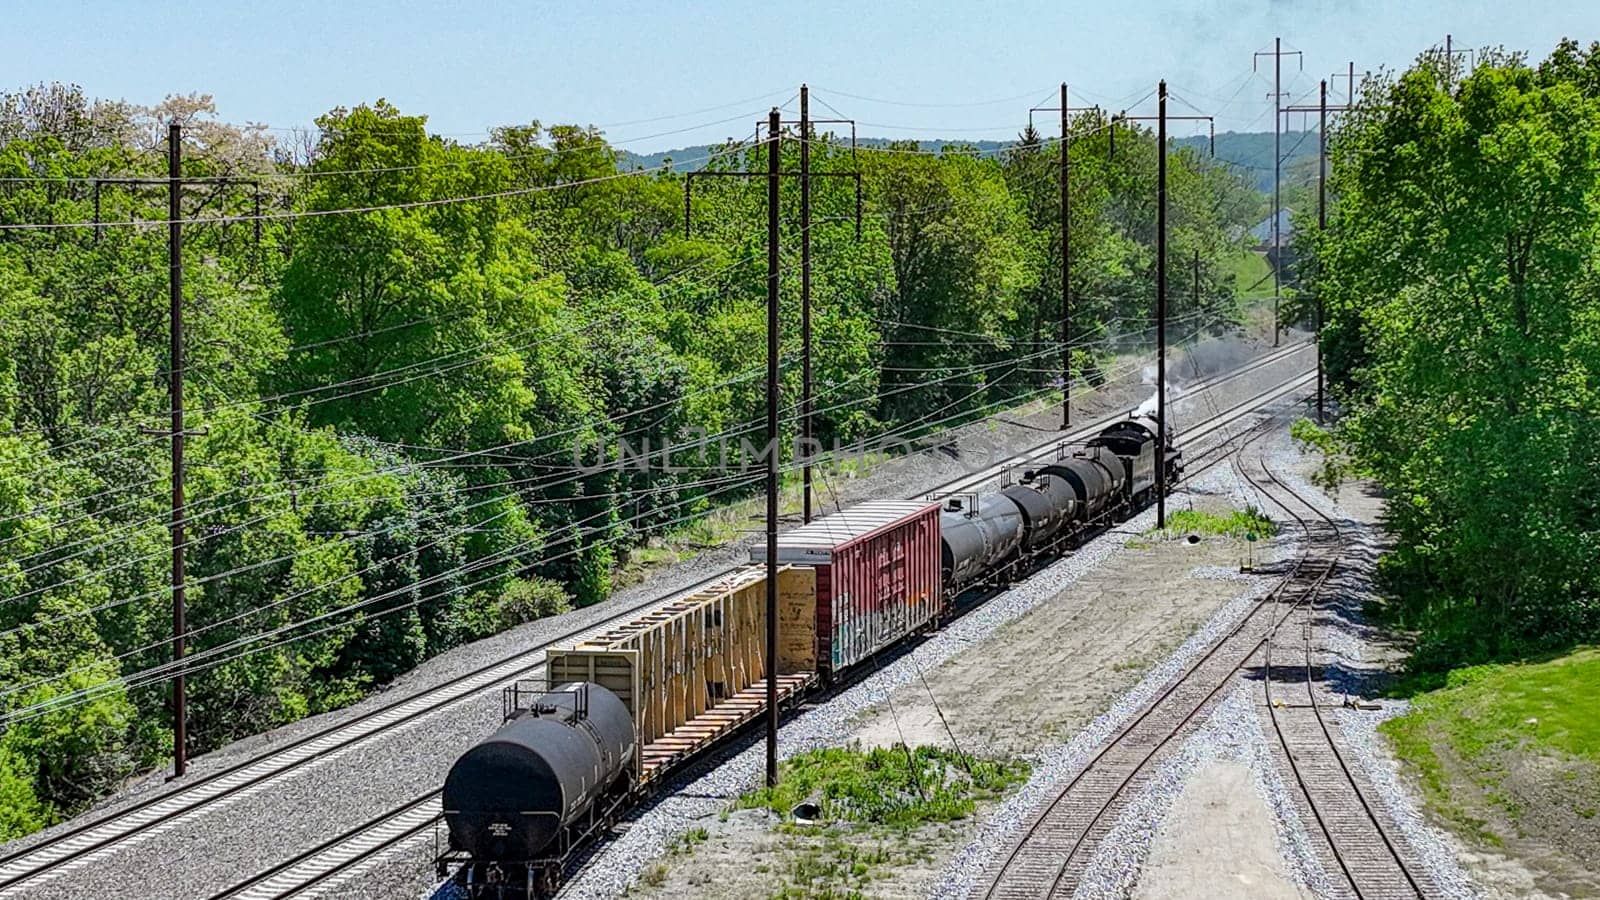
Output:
top-left (1308, 41), bottom-right (1600, 673)
top-left (0, 84), bottom-right (1258, 837)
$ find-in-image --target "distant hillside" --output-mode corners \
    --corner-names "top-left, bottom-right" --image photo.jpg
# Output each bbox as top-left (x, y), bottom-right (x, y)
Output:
top-left (1178, 130), bottom-right (1319, 193)
top-left (617, 138), bottom-right (1012, 173)
top-left (620, 131), bottom-right (1317, 195)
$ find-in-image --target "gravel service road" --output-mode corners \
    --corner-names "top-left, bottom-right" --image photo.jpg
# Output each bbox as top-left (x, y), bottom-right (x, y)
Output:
top-left (0, 337), bottom-right (1311, 900)
top-left (561, 432), bottom-right (1300, 900)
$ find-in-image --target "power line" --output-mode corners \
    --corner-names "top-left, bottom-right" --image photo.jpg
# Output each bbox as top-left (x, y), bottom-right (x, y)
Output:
top-left (0, 309), bottom-right (1226, 726)
top-left (0, 349), bottom-right (1039, 632)
top-left (0, 141), bottom-right (757, 232)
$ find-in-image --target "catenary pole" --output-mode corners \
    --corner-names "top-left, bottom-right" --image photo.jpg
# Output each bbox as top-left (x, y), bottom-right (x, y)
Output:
top-left (167, 122), bottom-right (189, 779)
top-left (1273, 37), bottom-right (1281, 346)
top-left (1030, 89), bottom-right (1096, 424)
top-left (1059, 83), bottom-right (1072, 428)
top-left (764, 107), bottom-right (781, 789)
top-left (1291, 80), bottom-right (1355, 423)
top-left (1254, 38), bottom-right (1300, 345)
top-left (800, 85), bottom-right (814, 524)
top-left (1317, 79), bottom-right (1327, 423)
top-left (1156, 82), bottom-right (1168, 529)
top-left (1193, 250), bottom-right (1200, 314)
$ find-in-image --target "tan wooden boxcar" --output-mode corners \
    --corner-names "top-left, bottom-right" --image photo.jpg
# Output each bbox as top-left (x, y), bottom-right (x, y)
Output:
top-left (545, 565), bottom-right (817, 783)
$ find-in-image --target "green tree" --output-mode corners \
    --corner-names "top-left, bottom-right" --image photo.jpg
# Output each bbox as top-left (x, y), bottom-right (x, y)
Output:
top-left (1313, 43), bottom-right (1600, 666)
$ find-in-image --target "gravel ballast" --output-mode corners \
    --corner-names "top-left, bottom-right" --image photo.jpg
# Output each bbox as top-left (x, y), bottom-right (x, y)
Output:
top-left (1064, 684), bottom-right (1336, 900)
top-left (558, 461), bottom-right (1282, 900)
top-left (3, 339), bottom-right (1314, 900)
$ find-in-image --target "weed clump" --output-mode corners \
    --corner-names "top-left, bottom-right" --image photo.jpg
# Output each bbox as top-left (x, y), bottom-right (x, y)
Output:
top-left (1150, 506), bottom-right (1275, 541)
top-left (728, 745), bottom-right (1028, 898)
top-left (736, 744), bottom-right (1027, 830)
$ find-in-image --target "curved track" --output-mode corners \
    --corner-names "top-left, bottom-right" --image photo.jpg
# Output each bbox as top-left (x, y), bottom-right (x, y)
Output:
top-left (976, 413), bottom-right (1430, 900)
top-left (212, 361), bottom-right (1318, 900)
top-left (977, 416), bottom-right (1305, 900)
top-left (1253, 458), bottom-right (1427, 899)
top-left (0, 343), bottom-right (1310, 899)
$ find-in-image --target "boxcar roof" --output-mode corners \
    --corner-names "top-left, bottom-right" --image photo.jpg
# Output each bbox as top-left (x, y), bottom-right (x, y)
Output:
top-left (750, 500), bottom-right (937, 564)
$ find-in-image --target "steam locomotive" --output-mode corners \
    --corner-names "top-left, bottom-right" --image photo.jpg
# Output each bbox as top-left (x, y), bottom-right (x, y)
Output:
top-left (436, 412), bottom-right (1179, 898)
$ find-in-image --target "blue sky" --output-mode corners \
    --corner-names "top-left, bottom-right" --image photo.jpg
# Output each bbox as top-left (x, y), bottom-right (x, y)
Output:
top-left (5, 1), bottom-right (1594, 150)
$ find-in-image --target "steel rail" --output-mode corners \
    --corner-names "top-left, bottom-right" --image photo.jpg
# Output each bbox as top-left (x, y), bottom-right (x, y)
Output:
top-left (1254, 458), bottom-right (1425, 899)
top-left (0, 342), bottom-right (1312, 895)
top-left (979, 411), bottom-right (1417, 900)
top-left (980, 405), bottom-right (1314, 900)
top-left (217, 351), bottom-right (1316, 900)
top-left (204, 793), bottom-right (442, 900)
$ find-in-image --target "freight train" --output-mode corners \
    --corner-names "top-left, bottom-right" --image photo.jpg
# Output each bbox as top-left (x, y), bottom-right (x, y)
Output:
top-left (435, 413), bottom-right (1180, 898)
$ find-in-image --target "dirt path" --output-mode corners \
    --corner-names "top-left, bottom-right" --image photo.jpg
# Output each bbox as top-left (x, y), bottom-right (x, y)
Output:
top-left (851, 516), bottom-right (1258, 757)
top-left (625, 482), bottom-right (1283, 900)
top-left (1133, 759), bottom-right (1313, 900)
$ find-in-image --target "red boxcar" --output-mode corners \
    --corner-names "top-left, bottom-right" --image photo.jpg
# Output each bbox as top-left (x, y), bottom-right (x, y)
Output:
top-left (751, 500), bottom-right (942, 676)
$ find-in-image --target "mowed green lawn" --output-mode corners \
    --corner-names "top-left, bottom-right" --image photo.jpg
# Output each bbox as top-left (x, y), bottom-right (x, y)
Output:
top-left (1380, 648), bottom-right (1600, 872)
top-left (1225, 248), bottom-right (1274, 297)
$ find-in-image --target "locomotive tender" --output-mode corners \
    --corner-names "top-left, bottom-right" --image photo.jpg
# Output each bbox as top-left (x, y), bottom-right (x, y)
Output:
top-left (437, 413), bottom-right (1180, 898)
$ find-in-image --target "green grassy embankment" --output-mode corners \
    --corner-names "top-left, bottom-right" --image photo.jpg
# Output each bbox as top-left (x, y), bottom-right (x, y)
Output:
top-left (1225, 247), bottom-right (1274, 298)
top-left (1380, 649), bottom-right (1600, 892)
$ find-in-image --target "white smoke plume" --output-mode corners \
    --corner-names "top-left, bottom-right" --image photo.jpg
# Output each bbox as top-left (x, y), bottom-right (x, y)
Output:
top-left (1134, 381), bottom-right (1182, 419)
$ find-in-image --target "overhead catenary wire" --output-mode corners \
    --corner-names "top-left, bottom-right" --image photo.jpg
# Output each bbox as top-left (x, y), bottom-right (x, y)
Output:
top-left (0, 187), bottom-right (864, 547)
top-left (0, 311), bottom-right (1226, 723)
top-left (0, 465), bottom-right (768, 699)
top-left (0, 469), bottom-right (769, 719)
top-left (0, 102), bottom-right (786, 187)
top-left (0, 89), bottom-right (1262, 732)
top-left (0, 234), bottom-right (791, 532)
top-left (0, 245), bottom-right (806, 576)
top-left (3, 354), bottom-right (1049, 714)
top-left (3, 331), bottom-right (1135, 648)
top-left (4, 131), bottom-right (1073, 476)
top-left (0, 140), bottom-right (762, 233)
top-left (0, 346), bottom-right (1060, 634)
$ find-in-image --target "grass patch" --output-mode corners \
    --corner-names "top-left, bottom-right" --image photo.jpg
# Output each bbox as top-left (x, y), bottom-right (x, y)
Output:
top-left (1380, 648), bottom-right (1600, 845)
top-left (729, 745), bottom-right (1028, 898)
top-left (1148, 506), bottom-right (1275, 541)
top-left (1225, 248), bottom-right (1274, 297)
top-left (737, 744), bottom-right (1028, 829)
top-left (668, 826), bottom-right (709, 855)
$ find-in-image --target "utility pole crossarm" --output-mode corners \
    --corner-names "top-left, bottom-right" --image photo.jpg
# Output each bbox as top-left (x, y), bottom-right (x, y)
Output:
top-left (1254, 37), bottom-right (1303, 347)
top-left (1110, 114), bottom-right (1216, 157)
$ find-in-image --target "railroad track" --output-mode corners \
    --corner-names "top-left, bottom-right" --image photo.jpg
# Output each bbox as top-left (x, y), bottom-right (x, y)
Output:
top-left (0, 342), bottom-right (1309, 899)
top-left (977, 410), bottom-right (1429, 900)
top-left (976, 410), bottom-right (1310, 900)
top-left (208, 359), bottom-right (1317, 900)
top-left (1252, 456), bottom-right (1428, 899)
